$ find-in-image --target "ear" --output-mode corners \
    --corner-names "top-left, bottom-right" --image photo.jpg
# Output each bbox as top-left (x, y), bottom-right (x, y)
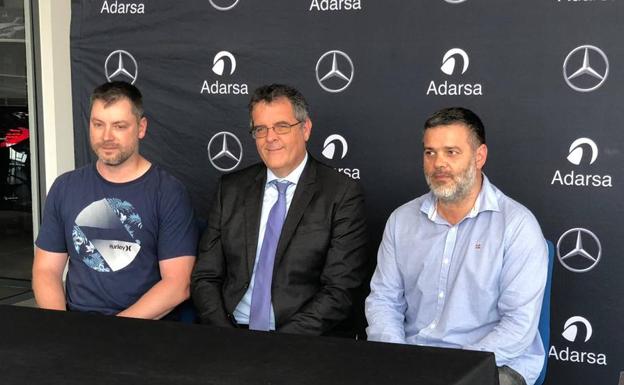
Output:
top-left (476, 143), bottom-right (487, 170)
top-left (302, 118), bottom-right (312, 142)
top-left (138, 117), bottom-right (147, 139)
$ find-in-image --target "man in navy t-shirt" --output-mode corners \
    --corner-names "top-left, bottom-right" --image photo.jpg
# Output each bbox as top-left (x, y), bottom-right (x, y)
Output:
top-left (33, 81), bottom-right (198, 319)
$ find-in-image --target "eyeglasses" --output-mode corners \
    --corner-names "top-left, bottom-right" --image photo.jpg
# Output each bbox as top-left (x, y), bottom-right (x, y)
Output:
top-left (250, 121), bottom-right (302, 139)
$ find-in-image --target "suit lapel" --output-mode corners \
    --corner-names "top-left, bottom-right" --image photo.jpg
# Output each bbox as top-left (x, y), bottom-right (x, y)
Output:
top-left (274, 157), bottom-right (318, 267)
top-left (244, 167), bottom-right (266, 276)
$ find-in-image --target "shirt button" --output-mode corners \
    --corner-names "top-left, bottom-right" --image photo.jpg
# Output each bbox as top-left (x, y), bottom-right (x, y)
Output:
top-left (442, 258), bottom-right (449, 265)
top-left (430, 321), bottom-right (437, 329)
top-left (438, 291), bottom-right (445, 299)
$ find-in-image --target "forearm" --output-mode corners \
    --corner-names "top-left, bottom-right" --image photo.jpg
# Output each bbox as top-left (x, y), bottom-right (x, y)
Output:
top-left (190, 182), bottom-right (232, 326)
top-left (365, 262), bottom-right (407, 344)
top-left (117, 277), bottom-right (189, 320)
top-left (279, 287), bottom-right (353, 335)
top-left (364, 211), bottom-right (410, 343)
top-left (464, 314), bottom-right (540, 365)
top-left (190, 279), bottom-right (233, 327)
top-left (365, 295), bottom-right (407, 343)
top-left (32, 271), bottom-right (66, 311)
top-left (280, 247), bottom-right (367, 335)
top-left (190, 248), bottom-right (232, 326)
top-left (466, 235), bottom-right (548, 362)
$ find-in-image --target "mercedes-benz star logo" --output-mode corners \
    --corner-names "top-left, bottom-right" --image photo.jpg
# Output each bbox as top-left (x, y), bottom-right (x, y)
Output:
top-left (207, 131), bottom-right (243, 172)
top-left (557, 228), bottom-right (602, 273)
top-left (563, 45), bottom-right (609, 92)
top-left (209, 0), bottom-right (239, 11)
top-left (316, 50), bottom-right (354, 93)
top-left (105, 50), bottom-right (138, 84)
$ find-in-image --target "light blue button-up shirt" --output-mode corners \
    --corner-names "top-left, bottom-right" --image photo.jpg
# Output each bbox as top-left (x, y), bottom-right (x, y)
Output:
top-left (233, 154), bottom-right (308, 329)
top-left (365, 175), bottom-right (548, 385)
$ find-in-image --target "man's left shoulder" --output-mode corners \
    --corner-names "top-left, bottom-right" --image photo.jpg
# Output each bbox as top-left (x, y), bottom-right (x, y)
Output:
top-left (489, 183), bottom-right (541, 232)
top-left (145, 165), bottom-right (193, 213)
top-left (495, 188), bottom-right (535, 218)
top-left (149, 164), bottom-right (189, 193)
top-left (311, 157), bottom-right (359, 189)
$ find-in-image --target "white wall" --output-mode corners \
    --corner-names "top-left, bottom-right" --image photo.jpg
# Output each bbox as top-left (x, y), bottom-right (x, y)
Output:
top-left (25, 0), bottom-right (73, 235)
top-left (36, 0), bottom-right (75, 192)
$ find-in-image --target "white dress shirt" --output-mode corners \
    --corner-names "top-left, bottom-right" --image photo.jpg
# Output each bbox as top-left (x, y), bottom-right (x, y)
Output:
top-left (233, 154), bottom-right (309, 328)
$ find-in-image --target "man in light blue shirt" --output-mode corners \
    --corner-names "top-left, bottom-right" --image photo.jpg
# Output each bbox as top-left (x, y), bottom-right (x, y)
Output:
top-left (365, 107), bottom-right (548, 385)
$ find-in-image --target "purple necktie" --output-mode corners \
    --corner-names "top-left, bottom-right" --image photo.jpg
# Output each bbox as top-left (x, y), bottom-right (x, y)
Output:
top-left (249, 180), bottom-right (291, 331)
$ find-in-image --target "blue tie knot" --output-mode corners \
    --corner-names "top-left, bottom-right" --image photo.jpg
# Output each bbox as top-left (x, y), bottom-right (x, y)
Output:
top-left (272, 180), bottom-right (291, 196)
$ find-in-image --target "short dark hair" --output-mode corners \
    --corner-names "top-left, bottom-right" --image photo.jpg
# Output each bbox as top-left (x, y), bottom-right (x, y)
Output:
top-left (424, 107), bottom-right (486, 147)
top-left (90, 81), bottom-right (144, 120)
top-left (248, 84), bottom-right (309, 127)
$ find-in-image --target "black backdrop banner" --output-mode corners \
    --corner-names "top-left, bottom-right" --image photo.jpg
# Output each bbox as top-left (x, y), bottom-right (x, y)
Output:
top-left (70, 1), bottom-right (624, 384)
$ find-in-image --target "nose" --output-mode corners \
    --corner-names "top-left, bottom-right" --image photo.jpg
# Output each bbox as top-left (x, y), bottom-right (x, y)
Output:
top-left (102, 126), bottom-right (114, 141)
top-left (433, 153), bottom-right (447, 170)
top-left (265, 126), bottom-right (279, 142)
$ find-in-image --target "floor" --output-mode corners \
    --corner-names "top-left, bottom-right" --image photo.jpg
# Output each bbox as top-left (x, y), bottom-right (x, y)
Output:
top-left (0, 277), bottom-right (35, 306)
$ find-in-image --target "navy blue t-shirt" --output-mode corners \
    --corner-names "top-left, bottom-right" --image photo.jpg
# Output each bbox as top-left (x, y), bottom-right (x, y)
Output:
top-left (36, 163), bottom-right (198, 315)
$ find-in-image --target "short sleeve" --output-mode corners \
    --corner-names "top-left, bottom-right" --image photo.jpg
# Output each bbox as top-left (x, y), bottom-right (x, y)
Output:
top-left (157, 177), bottom-right (199, 260)
top-left (35, 176), bottom-right (69, 253)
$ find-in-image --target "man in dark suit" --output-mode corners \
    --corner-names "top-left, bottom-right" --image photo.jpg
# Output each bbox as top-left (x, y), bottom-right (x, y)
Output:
top-left (191, 84), bottom-right (367, 336)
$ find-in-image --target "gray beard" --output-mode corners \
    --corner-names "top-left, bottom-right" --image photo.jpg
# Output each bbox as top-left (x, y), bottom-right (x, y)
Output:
top-left (425, 160), bottom-right (477, 204)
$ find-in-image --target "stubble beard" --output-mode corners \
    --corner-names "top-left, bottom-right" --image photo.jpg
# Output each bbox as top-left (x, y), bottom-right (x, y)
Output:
top-left (93, 142), bottom-right (137, 167)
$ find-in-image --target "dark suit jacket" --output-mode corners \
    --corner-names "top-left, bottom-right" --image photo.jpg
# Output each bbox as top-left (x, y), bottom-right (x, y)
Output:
top-left (191, 156), bottom-right (367, 336)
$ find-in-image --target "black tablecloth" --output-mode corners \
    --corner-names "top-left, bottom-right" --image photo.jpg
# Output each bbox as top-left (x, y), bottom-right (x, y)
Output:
top-left (0, 305), bottom-right (498, 385)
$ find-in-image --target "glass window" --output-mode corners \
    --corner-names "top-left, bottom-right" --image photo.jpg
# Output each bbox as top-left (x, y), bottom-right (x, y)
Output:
top-left (0, 0), bottom-right (33, 304)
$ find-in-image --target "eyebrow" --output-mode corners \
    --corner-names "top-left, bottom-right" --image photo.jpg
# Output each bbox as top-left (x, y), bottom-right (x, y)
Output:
top-left (423, 146), bottom-right (462, 151)
top-left (254, 120), bottom-right (292, 127)
top-left (90, 118), bottom-right (130, 125)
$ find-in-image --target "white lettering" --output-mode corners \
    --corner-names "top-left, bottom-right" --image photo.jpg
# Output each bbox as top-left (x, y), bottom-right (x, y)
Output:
top-left (309, 0), bottom-right (362, 11)
top-left (335, 167), bottom-right (360, 180)
top-left (551, 170), bottom-right (612, 187)
top-left (101, 0), bottom-right (145, 14)
top-left (201, 80), bottom-right (249, 95)
top-left (426, 80), bottom-right (483, 96)
top-left (549, 346), bottom-right (607, 365)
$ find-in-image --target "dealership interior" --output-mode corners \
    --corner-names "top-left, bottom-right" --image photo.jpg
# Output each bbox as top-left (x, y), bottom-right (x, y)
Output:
top-left (0, 0), bottom-right (72, 308)
top-left (0, 0), bottom-right (34, 307)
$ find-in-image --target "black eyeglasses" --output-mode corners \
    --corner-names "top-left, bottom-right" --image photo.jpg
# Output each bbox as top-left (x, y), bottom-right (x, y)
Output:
top-left (250, 121), bottom-right (302, 139)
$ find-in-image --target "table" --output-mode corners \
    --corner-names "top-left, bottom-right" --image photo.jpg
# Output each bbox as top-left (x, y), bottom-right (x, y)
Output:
top-left (0, 305), bottom-right (498, 385)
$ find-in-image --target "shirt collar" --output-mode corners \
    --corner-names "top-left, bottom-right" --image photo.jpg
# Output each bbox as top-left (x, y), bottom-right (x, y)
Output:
top-left (421, 173), bottom-right (500, 222)
top-left (266, 152), bottom-right (308, 188)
